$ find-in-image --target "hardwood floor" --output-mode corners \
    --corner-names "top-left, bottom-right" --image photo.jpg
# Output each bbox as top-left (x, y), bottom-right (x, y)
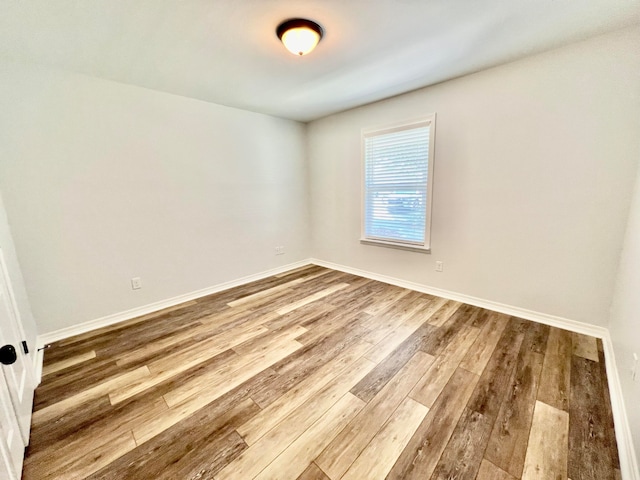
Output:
top-left (24, 265), bottom-right (622, 480)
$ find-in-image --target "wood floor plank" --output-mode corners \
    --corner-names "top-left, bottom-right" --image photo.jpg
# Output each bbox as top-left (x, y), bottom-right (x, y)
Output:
top-left (28, 431), bottom-right (137, 480)
top-left (189, 308), bottom-right (265, 335)
top-left (109, 322), bottom-right (274, 404)
top-left (41, 350), bottom-right (97, 377)
top-left (227, 275), bottom-right (308, 307)
top-left (109, 348), bottom-right (239, 406)
top-left (521, 321), bottom-right (550, 355)
top-left (538, 327), bottom-right (572, 411)
top-left (429, 407), bottom-right (494, 480)
top-left (274, 264), bottom-right (322, 278)
top-left (458, 311), bottom-right (510, 375)
top-left (323, 277), bottom-right (382, 307)
top-left (420, 304), bottom-right (475, 357)
top-left (268, 276), bottom-right (351, 307)
top-left (569, 355), bottom-right (617, 480)
top-left (92, 320), bottom-right (206, 360)
top-left (294, 307), bottom-right (372, 352)
top-left (522, 400), bottom-right (569, 480)
top-left (134, 340), bottom-right (302, 444)
top-left (316, 351), bottom-right (435, 480)
top-left (156, 431), bottom-right (247, 480)
top-left (36, 347), bottom-right (243, 455)
top-left (317, 271), bottom-right (363, 286)
top-left (386, 367), bottom-right (480, 480)
top-left (232, 324), bottom-right (307, 357)
top-left (458, 304), bottom-right (483, 326)
top-left (85, 397), bottom-right (258, 480)
top-left (297, 463), bottom-right (330, 480)
top-left (24, 396), bottom-right (169, 476)
top-left (276, 283), bottom-right (350, 315)
top-left (195, 300), bottom-right (278, 329)
top-left (113, 327), bottom-right (202, 368)
top-left (49, 301), bottom-right (198, 349)
top-left (572, 332), bottom-right (599, 362)
top-left (262, 300), bottom-right (337, 332)
top-left (362, 286), bottom-right (411, 316)
top-left (341, 397), bottom-right (429, 480)
top-left (440, 323), bottom-right (481, 358)
top-left (52, 309), bottom-right (206, 361)
top-left (150, 321), bottom-right (268, 372)
top-left (254, 393), bottom-right (365, 480)
top-left (294, 304), bottom-right (372, 347)
top-left (332, 276), bottom-right (391, 301)
top-left (350, 321), bottom-right (437, 402)
top-left (226, 286), bottom-right (304, 313)
top-left (363, 296), bottom-right (445, 364)
top-left (33, 366), bottom-right (151, 425)
top-left (476, 459), bottom-right (517, 480)
top-left (359, 291), bottom-right (440, 346)
top-left (484, 348), bottom-right (545, 477)
top-left (465, 318), bottom-right (526, 422)
top-left (250, 316), bottom-right (374, 408)
top-left (467, 308), bottom-right (491, 329)
top-left (160, 346), bottom-right (272, 409)
top-left (427, 299), bottom-right (463, 326)
top-left (237, 339), bottom-right (373, 445)
top-left (215, 356), bottom-right (376, 480)
top-left (409, 324), bottom-right (480, 407)
top-left (27, 395), bottom-right (114, 456)
top-left (34, 357), bottom-right (124, 411)
top-left (205, 268), bottom-right (331, 308)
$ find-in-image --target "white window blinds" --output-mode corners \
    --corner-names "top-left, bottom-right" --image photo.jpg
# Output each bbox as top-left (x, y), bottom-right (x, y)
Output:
top-left (363, 120), bottom-right (433, 247)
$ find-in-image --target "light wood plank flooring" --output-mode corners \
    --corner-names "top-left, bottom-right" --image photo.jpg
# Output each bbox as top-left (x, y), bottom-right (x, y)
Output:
top-left (25, 265), bottom-right (621, 479)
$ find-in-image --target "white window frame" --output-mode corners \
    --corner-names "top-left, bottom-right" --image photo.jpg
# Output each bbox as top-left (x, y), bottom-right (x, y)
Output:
top-left (360, 115), bottom-right (436, 253)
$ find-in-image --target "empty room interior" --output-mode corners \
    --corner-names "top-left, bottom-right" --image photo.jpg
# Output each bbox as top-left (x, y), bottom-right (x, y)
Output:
top-left (1, 1), bottom-right (640, 479)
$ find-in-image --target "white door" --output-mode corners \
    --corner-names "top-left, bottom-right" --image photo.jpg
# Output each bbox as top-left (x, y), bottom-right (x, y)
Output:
top-left (0, 371), bottom-right (22, 479)
top-left (0, 247), bottom-right (34, 477)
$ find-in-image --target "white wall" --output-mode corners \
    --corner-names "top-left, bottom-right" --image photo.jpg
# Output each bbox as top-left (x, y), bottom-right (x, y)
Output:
top-left (307, 26), bottom-right (640, 327)
top-left (610, 161), bottom-right (640, 462)
top-left (0, 64), bottom-right (310, 335)
top-left (0, 191), bottom-right (38, 368)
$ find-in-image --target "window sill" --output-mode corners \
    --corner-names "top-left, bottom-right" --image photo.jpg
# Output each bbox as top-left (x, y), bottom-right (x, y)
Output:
top-left (360, 238), bottom-right (431, 254)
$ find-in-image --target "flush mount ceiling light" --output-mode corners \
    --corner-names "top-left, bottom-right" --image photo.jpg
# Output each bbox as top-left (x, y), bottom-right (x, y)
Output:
top-left (276, 18), bottom-right (324, 56)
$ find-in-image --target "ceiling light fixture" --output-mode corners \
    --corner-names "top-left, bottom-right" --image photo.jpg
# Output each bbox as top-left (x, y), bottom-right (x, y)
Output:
top-left (276, 18), bottom-right (324, 56)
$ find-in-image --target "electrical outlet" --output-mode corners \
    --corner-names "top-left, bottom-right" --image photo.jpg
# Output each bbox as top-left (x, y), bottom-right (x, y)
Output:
top-left (131, 277), bottom-right (142, 290)
top-left (275, 246), bottom-right (285, 255)
top-left (435, 261), bottom-right (443, 272)
top-left (632, 353), bottom-right (638, 382)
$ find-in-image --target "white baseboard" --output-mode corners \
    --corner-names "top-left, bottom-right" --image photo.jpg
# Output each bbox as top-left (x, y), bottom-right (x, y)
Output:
top-left (310, 257), bottom-right (638, 480)
top-left (36, 259), bottom-right (312, 348)
top-left (601, 334), bottom-right (640, 480)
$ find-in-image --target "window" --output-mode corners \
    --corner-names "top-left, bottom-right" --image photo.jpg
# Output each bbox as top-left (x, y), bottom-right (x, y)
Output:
top-left (361, 116), bottom-right (436, 252)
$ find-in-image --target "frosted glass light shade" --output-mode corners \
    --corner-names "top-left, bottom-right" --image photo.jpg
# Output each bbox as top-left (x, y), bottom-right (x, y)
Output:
top-left (281, 27), bottom-right (320, 56)
top-left (277, 19), bottom-right (323, 56)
